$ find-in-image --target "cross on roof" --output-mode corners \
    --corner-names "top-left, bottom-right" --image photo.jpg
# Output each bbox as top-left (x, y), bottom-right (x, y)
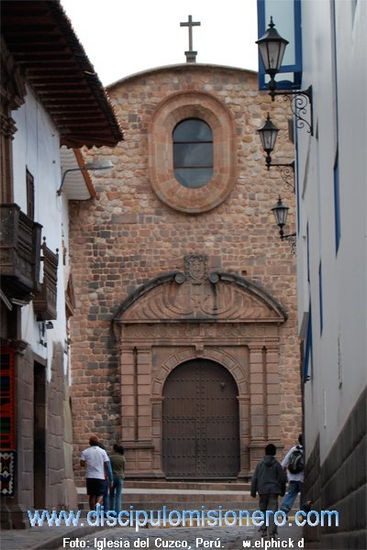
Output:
top-left (180, 14), bottom-right (201, 63)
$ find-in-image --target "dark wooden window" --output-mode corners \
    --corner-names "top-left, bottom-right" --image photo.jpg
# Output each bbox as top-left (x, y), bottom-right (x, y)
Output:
top-left (0, 204), bottom-right (42, 300)
top-left (173, 118), bottom-right (213, 188)
top-left (33, 239), bottom-right (59, 321)
top-left (26, 169), bottom-right (34, 220)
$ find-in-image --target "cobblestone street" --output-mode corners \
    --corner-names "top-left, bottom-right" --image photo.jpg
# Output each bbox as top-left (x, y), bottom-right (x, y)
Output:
top-left (0, 523), bottom-right (304, 550)
top-left (58, 524), bottom-right (304, 550)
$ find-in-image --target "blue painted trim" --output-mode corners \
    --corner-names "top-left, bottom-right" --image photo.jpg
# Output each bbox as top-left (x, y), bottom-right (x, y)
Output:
top-left (334, 152), bottom-right (341, 253)
top-left (318, 261), bottom-right (323, 335)
top-left (294, 0), bottom-right (303, 83)
top-left (306, 222), bottom-right (310, 283)
top-left (257, 0), bottom-right (303, 90)
top-left (303, 303), bottom-right (313, 381)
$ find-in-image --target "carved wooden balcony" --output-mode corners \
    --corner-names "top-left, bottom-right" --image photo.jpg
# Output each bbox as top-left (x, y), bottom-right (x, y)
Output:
top-left (0, 204), bottom-right (42, 302)
top-left (33, 238), bottom-right (59, 321)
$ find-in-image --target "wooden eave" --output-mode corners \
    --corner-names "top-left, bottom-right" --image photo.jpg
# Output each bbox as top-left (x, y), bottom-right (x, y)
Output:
top-left (1, 0), bottom-right (123, 148)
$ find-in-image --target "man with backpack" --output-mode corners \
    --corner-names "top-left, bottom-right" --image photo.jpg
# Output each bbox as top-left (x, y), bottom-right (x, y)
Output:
top-left (280, 434), bottom-right (305, 516)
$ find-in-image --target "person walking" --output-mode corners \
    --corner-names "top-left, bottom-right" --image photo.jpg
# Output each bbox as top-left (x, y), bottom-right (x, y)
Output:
top-left (109, 444), bottom-right (126, 515)
top-left (97, 441), bottom-right (113, 511)
top-left (280, 434), bottom-right (305, 515)
top-left (80, 435), bottom-right (110, 510)
top-left (251, 443), bottom-right (287, 538)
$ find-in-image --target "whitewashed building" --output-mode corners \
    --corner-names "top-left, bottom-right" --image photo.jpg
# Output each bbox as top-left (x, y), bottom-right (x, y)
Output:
top-left (0, 0), bottom-right (122, 527)
top-left (297, 2), bottom-right (366, 548)
top-left (257, 0), bottom-right (366, 547)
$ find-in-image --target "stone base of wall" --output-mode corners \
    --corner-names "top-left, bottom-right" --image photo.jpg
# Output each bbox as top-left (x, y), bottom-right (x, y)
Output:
top-left (305, 387), bottom-right (367, 549)
top-left (46, 344), bottom-right (77, 510)
top-left (0, 500), bottom-right (27, 529)
top-left (1, 343), bottom-right (78, 528)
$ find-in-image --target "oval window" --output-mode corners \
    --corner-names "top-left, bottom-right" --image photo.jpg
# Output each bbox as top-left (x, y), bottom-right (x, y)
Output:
top-left (173, 118), bottom-right (213, 188)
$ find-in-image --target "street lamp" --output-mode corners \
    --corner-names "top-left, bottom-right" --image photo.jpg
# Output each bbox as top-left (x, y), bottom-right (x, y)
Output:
top-left (57, 159), bottom-right (113, 196)
top-left (257, 113), bottom-right (279, 169)
top-left (271, 196), bottom-right (296, 241)
top-left (257, 114), bottom-right (295, 189)
top-left (256, 18), bottom-right (313, 135)
top-left (256, 16), bottom-right (288, 94)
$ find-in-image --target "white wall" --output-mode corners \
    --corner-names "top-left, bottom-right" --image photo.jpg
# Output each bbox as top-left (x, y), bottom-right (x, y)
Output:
top-left (297, 0), bottom-right (366, 462)
top-left (12, 85), bottom-right (71, 379)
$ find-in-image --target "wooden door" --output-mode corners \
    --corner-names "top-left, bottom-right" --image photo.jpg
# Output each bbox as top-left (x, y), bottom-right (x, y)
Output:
top-left (162, 359), bottom-right (239, 478)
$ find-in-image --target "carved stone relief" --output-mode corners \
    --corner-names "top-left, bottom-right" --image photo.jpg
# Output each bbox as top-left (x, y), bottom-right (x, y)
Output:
top-left (121, 323), bottom-right (280, 344)
top-left (115, 256), bottom-right (287, 325)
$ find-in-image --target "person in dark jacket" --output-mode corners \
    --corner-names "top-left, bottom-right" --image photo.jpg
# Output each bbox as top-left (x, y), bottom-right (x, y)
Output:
top-left (251, 443), bottom-right (287, 537)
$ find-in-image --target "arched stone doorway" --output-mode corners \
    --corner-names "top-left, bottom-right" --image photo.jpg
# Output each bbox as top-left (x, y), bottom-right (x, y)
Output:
top-left (162, 359), bottom-right (239, 479)
top-left (112, 255), bottom-right (288, 478)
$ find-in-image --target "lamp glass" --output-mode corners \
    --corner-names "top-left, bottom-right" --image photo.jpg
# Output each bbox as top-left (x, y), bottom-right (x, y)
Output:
top-left (258, 114), bottom-right (279, 153)
top-left (256, 18), bottom-right (289, 75)
top-left (272, 197), bottom-right (289, 227)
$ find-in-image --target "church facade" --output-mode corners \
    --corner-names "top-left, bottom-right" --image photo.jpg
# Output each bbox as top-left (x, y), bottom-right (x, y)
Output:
top-left (70, 63), bottom-right (300, 480)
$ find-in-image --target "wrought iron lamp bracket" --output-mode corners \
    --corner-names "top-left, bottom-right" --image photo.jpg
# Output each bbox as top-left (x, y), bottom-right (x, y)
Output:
top-left (266, 160), bottom-right (295, 191)
top-left (279, 230), bottom-right (297, 254)
top-left (270, 85), bottom-right (313, 136)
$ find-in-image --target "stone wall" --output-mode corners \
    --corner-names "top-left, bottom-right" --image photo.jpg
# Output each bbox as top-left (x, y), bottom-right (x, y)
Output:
top-left (16, 348), bottom-right (34, 511)
top-left (47, 343), bottom-right (77, 509)
top-left (305, 388), bottom-right (366, 549)
top-left (69, 64), bottom-right (300, 480)
top-left (1, 342), bottom-right (77, 527)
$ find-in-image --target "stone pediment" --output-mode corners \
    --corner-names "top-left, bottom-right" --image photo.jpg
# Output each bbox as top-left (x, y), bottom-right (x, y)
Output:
top-left (114, 256), bottom-right (287, 324)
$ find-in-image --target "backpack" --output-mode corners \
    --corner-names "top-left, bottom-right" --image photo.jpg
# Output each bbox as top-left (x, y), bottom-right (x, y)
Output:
top-left (287, 445), bottom-right (304, 474)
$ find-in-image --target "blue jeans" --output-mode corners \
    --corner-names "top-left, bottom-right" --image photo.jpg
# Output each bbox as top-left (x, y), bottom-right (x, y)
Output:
top-left (102, 481), bottom-right (109, 511)
top-left (281, 480), bottom-right (305, 513)
top-left (109, 477), bottom-right (123, 514)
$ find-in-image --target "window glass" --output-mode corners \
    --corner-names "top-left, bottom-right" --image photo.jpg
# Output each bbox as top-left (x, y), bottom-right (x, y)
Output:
top-left (26, 169), bottom-right (35, 220)
top-left (174, 143), bottom-right (212, 167)
top-left (174, 119), bottom-right (212, 141)
top-left (173, 119), bottom-right (213, 188)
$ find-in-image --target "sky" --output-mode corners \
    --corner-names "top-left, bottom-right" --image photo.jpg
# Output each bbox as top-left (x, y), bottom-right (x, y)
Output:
top-left (61, 0), bottom-right (259, 87)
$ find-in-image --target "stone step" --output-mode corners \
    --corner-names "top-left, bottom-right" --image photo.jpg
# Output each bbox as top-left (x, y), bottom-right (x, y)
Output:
top-left (78, 491), bottom-right (251, 504)
top-left (77, 488), bottom-right (252, 498)
top-left (123, 481), bottom-right (251, 491)
top-left (77, 481), bottom-right (251, 491)
top-left (77, 486), bottom-right (256, 511)
top-left (78, 506), bottom-right (259, 513)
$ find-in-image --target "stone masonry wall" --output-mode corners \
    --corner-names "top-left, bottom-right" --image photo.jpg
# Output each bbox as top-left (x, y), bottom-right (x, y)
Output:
top-left (69, 65), bottom-right (301, 480)
top-left (46, 343), bottom-right (78, 509)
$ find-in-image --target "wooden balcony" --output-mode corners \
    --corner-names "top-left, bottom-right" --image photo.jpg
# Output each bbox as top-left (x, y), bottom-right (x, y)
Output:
top-left (33, 239), bottom-right (59, 321)
top-left (0, 204), bottom-right (42, 302)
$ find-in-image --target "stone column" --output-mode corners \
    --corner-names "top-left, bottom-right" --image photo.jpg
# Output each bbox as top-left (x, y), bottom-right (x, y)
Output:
top-left (264, 345), bottom-right (282, 444)
top-left (120, 344), bottom-right (155, 475)
top-left (238, 394), bottom-right (250, 476)
top-left (151, 396), bottom-right (165, 476)
top-left (136, 346), bottom-right (152, 441)
top-left (247, 344), bottom-right (267, 470)
top-left (120, 347), bottom-right (136, 442)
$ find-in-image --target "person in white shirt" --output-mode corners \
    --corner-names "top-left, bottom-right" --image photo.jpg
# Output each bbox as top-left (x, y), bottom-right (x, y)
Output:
top-left (80, 435), bottom-right (109, 510)
top-left (280, 434), bottom-right (305, 515)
